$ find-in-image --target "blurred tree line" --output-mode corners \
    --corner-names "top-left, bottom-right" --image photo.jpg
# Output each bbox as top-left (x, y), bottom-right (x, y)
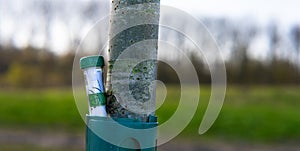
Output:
top-left (224, 21), bottom-right (300, 85)
top-left (1, 0), bottom-right (299, 88)
top-left (157, 53), bottom-right (299, 85)
top-left (0, 46), bottom-right (74, 88)
top-left (1, 19), bottom-right (300, 88)
top-left (158, 19), bottom-right (300, 85)
top-left (1, 45), bottom-right (298, 88)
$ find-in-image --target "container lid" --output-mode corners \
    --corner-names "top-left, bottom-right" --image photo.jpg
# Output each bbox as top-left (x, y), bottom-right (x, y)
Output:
top-left (80, 55), bottom-right (105, 69)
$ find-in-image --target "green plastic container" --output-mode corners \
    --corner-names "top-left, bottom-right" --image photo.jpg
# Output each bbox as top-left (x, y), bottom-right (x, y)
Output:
top-left (86, 116), bottom-right (158, 151)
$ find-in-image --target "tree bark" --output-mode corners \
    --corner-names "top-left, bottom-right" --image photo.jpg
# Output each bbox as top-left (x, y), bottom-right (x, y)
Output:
top-left (106, 0), bottom-right (160, 122)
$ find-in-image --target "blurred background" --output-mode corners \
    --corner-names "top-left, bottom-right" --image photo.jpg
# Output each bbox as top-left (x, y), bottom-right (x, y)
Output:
top-left (0, 0), bottom-right (300, 150)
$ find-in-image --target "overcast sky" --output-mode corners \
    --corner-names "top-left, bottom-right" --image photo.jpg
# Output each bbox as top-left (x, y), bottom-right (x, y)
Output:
top-left (162, 0), bottom-right (300, 27)
top-left (1, 0), bottom-right (300, 56)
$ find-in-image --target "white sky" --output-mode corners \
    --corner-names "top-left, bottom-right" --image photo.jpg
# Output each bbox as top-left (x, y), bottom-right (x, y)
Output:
top-left (161, 0), bottom-right (300, 60)
top-left (162, 0), bottom-right (300, 27)
top-left (1, 0), bottom-right (300, 56)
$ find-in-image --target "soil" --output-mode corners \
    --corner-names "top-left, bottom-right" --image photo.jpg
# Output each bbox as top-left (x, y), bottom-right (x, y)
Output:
top-left (0, 129), bottom-right (299, 151)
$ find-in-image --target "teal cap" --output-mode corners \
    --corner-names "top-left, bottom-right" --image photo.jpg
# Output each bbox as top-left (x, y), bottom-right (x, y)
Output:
top-left (80, 56), bottom-right (105, 69)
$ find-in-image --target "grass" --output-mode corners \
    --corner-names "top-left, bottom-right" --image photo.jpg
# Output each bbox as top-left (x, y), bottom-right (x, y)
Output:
top-left (0, 88), bottom-right (84, 131)
top-left (156, 85), bottom-right (300, 143)
top-left (0, 85), bottom-right (300, 143)
top-left (207, 86), bottom-right (300, 143)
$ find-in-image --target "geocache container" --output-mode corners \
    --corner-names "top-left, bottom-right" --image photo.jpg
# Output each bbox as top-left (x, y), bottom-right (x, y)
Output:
top-left (80, 56), bottom-right (107, 117)
top-left (81, 56), bottom-right (158, 151)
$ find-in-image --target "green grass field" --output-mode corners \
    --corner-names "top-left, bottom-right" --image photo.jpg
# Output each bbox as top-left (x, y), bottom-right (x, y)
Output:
top-left (0, 88), bottom-right (84, 131)
top-left (0, 85), bottom-right (300, 143)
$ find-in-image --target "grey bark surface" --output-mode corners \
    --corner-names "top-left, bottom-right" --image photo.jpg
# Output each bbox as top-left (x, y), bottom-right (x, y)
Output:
top-left (106, 0), bottom-right (160, 122)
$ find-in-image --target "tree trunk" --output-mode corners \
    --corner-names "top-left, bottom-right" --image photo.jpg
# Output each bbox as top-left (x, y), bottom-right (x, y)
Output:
top-left (106, 0), bottom-right (160, 122)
